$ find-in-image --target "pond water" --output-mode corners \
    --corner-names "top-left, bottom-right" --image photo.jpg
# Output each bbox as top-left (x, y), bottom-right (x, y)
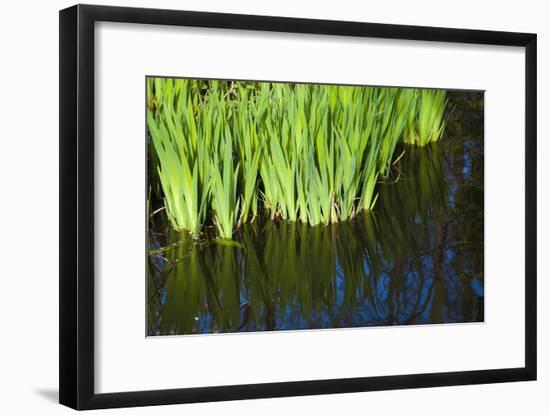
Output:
top-left (147, 91), bottom-right (484, 336)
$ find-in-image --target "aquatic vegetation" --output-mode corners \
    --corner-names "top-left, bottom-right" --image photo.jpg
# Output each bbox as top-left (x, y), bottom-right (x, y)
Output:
top-left (401, 89), bottom-right (447, 146)
top-left (211, 135), bottom-right (240, 239)
top-left (147, 78), bottom-right (448, 239)
top-left (146, 88), bottom-right (484, 336)
top-left (146, 79), bottom-right (211, 236)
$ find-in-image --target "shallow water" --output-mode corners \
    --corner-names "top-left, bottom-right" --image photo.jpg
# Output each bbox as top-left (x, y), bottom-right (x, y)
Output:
top-left (147, 91), bottom-right (484, 336)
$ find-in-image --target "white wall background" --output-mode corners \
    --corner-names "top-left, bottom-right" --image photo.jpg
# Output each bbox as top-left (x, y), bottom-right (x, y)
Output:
top-left (0, 0), bottom-right (546, 413)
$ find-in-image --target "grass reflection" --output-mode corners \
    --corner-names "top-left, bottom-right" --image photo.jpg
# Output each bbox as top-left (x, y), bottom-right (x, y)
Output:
top-left (148, 145), bottom-right (482, 335)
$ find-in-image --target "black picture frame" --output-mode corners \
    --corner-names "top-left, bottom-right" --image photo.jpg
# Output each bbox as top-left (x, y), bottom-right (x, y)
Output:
top-left (59, 4), bottom-right (537, 410)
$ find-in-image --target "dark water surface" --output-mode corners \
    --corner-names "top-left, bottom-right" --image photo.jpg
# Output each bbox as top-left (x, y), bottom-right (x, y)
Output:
top-left (147, 91), bottom-right (484, 336)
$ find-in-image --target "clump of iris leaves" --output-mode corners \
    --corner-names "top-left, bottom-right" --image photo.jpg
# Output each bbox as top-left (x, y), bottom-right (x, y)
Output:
top-left (147, 78), bottom-right (446, 240)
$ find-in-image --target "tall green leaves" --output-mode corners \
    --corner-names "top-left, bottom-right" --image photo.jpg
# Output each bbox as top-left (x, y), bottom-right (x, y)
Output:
top-left (147, 79), bottom-right (224, 237)
top-left (401, 89), bottom-right (447, 146)
top-left (211, 133), bottom-right (240, 239)
top-left (147, 78), bottom-right (448, 239)
top-left (233, 85), bottom-right (261, 224)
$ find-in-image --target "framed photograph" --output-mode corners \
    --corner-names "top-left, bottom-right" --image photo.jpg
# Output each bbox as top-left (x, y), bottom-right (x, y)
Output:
top-left (59, 4), bottom-right (537, 410)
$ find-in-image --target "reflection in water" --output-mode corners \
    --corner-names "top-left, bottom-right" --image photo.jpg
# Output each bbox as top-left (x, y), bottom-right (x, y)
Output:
top-left (147, 91), bottom-right (484, 336)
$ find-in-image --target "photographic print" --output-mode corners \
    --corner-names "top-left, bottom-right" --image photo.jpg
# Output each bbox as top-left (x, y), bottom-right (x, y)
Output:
top-left (146, 78), bottom-right (484, 336)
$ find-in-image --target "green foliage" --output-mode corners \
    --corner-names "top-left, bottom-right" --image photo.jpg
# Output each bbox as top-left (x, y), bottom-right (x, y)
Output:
top-left (147, 78), bottom-right (447, 239)
top-left (401, 89), bottom-right (447, 146)
top-left (211, 135), bottom-right (240, 239)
